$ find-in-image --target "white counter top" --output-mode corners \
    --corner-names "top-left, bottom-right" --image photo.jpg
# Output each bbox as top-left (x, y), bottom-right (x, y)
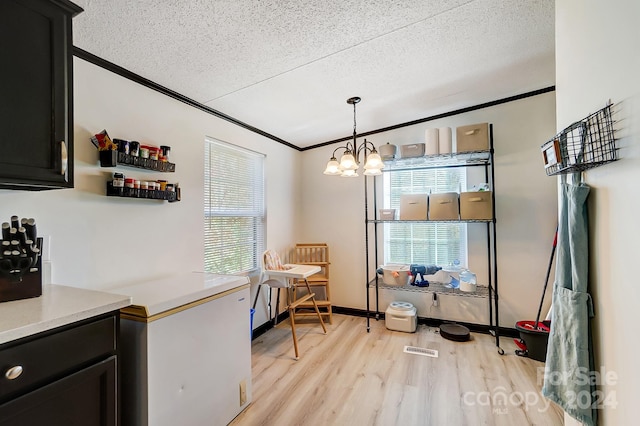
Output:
top-left (0, 284), bottom-right (132, 345)
top-left (106, 272), bottom-right (250, 317)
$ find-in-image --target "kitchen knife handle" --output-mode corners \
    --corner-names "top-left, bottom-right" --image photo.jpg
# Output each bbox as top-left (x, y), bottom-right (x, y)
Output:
top-left (60, 141), bottom-right (68, 175)
top-left (25, 219), bottom-right (36, 242)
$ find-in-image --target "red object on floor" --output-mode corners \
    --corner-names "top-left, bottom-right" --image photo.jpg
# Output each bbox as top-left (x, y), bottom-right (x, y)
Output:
top-left (516, 320), bottom-right (550, 333)
top-left (514, 338), bottom-right (527, 351)
top-left (515, 320), bottom-right (551, 362)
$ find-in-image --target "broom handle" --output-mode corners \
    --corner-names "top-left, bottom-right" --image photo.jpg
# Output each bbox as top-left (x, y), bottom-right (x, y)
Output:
top-left (534, 226), bottom-right (558, 329)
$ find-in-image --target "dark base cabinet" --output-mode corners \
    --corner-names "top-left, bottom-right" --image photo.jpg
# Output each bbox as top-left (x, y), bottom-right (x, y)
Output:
top-left (0, 356), bottom-right (116, 426)
top-left (0, 313), bottom-right (119, 426)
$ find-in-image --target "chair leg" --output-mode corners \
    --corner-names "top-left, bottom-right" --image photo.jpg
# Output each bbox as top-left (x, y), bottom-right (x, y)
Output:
top-left (252, 284), bottom-right (261, 310)
top-left (304, 278), bottom-right (327, 334)
top-left (288, 305), bottom-right (300, 359)
top-left (273, 287), bottom-right (281, 326)
top-left (267, 286), bottom-right (272, 323)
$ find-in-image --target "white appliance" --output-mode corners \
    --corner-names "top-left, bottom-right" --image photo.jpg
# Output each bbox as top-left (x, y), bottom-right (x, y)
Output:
top-left (109, 272), bottom-right (251, 426)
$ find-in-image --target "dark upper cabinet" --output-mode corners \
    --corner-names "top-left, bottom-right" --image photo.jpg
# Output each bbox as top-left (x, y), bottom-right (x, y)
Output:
top-left (0, 0), bottom-right (82, 190)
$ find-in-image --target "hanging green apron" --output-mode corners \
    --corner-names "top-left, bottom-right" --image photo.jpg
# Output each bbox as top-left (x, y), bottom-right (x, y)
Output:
top-left (542, 173), bottom-right (596, 426)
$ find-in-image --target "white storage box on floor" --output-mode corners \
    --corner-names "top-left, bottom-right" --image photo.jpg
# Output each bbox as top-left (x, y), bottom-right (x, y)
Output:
top-left (385, 301), bottom-right (417, 333)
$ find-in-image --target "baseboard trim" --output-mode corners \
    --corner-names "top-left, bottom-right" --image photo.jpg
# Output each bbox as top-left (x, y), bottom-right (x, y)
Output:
top-left (333, 306), bottom-right (519, 338)
top-left (252, 306), bottom-right (518, 340)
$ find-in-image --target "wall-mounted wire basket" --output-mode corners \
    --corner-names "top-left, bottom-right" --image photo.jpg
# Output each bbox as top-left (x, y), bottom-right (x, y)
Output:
top-left (541, 103), bottom-right (618, 176)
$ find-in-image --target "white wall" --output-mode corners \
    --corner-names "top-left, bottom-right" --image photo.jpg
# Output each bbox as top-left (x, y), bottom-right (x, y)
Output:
top-left (300, 91), bottom-right (558, 328)
top-left (556, 1), bottom-right (640, 424)
top-left (0, 58), bottom-right (302, 328)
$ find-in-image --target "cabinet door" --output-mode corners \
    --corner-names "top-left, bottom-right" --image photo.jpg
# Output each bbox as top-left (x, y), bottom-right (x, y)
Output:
top-left (0, 356), bottom-right (117, 426)
top-left (0, 0), bottom-right (80, 189)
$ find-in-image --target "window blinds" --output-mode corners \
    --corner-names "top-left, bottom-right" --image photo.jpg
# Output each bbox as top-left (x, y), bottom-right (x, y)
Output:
top-left (384, 168), bottom-right (467, 266)
top-left (204, 139), bottom-right (265, 274)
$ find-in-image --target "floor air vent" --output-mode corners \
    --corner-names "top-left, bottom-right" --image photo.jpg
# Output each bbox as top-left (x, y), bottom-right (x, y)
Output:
top-left (403, 346), bottom-right (438, 358)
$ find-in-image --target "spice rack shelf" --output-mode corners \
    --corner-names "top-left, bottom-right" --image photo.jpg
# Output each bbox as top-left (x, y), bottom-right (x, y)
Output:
top-left (100, 151), bottom-right (176, 172)
top-left (106, 182), bottom-right (179, 202)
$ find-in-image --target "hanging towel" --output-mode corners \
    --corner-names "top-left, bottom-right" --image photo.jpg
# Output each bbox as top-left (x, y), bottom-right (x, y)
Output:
top-left (542, 173), bottom-right (596, 426)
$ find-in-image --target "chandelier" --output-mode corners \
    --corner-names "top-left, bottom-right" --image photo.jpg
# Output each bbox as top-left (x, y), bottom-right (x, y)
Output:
top-left (323, 97), bottom-right (384, 177)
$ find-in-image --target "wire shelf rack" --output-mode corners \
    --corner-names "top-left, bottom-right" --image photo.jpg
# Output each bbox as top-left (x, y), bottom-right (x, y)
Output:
top-left (372, 279), bottom-right (492, 299)
top-left (541, 103), bottom-right (618, 176)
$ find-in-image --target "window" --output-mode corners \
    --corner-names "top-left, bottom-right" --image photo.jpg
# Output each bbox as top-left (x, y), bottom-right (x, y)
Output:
top-left (383, 168), bottom-right (467, 266)
top-left (204, 138), bottom-right (265, 274)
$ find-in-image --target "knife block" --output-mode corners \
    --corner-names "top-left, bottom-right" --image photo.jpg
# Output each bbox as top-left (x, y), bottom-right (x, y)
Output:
top-left (0, 238), bottom-right (43, 303)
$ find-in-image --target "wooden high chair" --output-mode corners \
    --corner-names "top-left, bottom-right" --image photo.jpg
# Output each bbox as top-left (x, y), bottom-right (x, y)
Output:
top-left (257, 249), bottom-right (327, 359)
top-left (291, 243), bottom-right (332, 323)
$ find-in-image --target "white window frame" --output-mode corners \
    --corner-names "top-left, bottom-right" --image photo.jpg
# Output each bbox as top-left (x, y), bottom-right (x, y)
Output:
top-left (204, 138), bottom-right (265, 274)
top-left (382, 168), bottom-right (467, 267)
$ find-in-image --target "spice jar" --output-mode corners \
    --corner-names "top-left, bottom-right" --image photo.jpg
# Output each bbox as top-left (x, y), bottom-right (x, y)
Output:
top-left (160, 145), bottom-right (171, 161)
top-left (113, 172), bottom-right (125, 188)
top-left (149, 147), bottom-right (159, 161)
top-left (130, 141), bottom-right (140, 157)
top-left (140, 146), bottom-right (150, 159)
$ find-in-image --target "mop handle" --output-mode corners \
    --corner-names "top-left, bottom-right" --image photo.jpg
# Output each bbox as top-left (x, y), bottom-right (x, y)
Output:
top-left (534, 226), bottom-right (558, 329)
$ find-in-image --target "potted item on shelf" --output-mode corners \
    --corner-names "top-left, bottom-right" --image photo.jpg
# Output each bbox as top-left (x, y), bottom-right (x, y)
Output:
top-left (90, 130), bottom-right (118, 167)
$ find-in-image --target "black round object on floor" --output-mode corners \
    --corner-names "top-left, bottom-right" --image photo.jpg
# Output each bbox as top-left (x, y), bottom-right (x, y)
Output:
top-left (440, 323), bottom-right (470, 342)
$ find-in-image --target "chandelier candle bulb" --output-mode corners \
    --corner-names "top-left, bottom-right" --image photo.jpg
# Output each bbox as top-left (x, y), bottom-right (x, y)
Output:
top-left (425, 128), bottom-right (439, 155)
top-left (438, 127), bottom-right (452, 154)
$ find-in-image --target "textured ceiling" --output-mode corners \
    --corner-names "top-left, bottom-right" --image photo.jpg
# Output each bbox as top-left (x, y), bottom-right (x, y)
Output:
top-left (72, 0), bottom-right (555, 148)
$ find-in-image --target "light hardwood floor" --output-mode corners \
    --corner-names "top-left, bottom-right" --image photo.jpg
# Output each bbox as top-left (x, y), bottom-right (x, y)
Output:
top-left (231, 314), bottom-right (563, 426)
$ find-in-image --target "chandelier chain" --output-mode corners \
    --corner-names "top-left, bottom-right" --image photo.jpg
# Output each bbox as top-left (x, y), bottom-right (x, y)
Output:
top-left (353, 101), bottom-right (357, 140)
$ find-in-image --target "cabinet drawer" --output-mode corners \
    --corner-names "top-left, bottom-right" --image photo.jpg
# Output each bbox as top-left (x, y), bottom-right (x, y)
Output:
top-left (0, 316), bottom-right (116, 401)
top-left (0, 356), bottom-right (116, 426)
